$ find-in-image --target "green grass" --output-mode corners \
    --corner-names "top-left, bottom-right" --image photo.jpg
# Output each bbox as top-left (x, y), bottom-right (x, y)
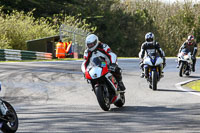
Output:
top-left (184, 80), bottom-right (200, 91)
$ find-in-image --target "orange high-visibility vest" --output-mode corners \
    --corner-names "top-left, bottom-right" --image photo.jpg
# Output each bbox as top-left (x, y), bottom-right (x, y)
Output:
top-left (56, 42), bottom-right (66, 58)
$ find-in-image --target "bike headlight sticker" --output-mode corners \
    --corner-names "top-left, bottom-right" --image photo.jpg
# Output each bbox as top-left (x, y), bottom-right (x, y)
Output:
top-left (101, 62), bottom-right (106, 67)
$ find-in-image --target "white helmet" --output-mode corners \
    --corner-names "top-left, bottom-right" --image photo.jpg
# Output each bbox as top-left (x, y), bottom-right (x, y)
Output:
top-left (85, 34), bottom-right (99, 51)
top-left (145, 32), bottom-right (154, 42)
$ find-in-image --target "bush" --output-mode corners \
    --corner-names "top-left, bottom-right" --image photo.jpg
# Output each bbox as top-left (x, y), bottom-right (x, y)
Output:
top-left (0, 8), bottom-right (57, 50)
top-left (0, 7), bottom-right (96, 51)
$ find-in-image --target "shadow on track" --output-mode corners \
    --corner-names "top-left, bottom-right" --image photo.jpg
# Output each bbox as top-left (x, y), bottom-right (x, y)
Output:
top-left (17, 103), bottom-right (200, 132)
top-left (182, 75), bottom-right (200, 79)
top-left (156, 88), bottom-right (199, 93)
top-left (110, 105), bottom-right (183, 112)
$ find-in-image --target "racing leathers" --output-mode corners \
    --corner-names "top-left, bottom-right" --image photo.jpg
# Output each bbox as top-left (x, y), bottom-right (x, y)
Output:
top-left (82, 42), bottom-right (126, 91)
top-left (139, 41), bottom-right (166, 78)
top-left (178, 41), bottom-right (197, 72)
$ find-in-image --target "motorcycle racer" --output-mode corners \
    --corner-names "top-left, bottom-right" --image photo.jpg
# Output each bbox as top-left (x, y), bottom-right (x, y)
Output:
top-left (82, 34), bottom-right (126, 91)
top-left (139, 32), bottom-right (166, 78)
top-left (177, 35), bottom-right (197, 72)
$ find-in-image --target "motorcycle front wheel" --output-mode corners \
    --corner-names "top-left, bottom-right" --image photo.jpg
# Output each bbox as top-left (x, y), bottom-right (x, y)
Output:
top-left (179, 62), bottom-right (185, 77)
top-left (1, 101), bottom-right (18, 133)
top-left (95, 85), bottom-right (110, 111)
top-left (152, 71), bottom-right (157, 91)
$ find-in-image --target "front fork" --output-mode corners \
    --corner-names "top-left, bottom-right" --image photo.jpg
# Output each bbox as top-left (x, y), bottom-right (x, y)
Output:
top-left (0, 100), bottom-right (8, 116)
top-left (144, 66), bottom-right (161, 80)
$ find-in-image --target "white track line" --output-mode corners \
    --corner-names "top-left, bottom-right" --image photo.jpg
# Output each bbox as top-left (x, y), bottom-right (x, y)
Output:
top-left (175, 79), bottom-right (200, 96)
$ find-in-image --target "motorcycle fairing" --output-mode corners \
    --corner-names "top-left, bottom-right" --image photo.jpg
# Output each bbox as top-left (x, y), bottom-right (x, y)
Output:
top-left (155, 57), bottom-right (163, 66)
top-left (178, 52), bottom-right (192, 64)
top-left (144, 56), bottom-right (163, 66)
top-left (89, 66), bottom-right (103, 79)
top-left (85, 58), bottom-right (109, 80)
top-left (144, 57), bottom-right (153, 66)
top-left (105, 73), bottom-right (118, 92)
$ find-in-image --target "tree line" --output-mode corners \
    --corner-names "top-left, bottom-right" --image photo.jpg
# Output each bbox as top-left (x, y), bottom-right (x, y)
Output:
top-left (0, 0), bottom-right (200, 57)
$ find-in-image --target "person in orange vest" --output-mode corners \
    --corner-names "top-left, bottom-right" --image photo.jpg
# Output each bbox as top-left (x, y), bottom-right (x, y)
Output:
top-left (66, 41), bottom-right (73, 55)
top-left (56, 40), bottom-right (66, 59)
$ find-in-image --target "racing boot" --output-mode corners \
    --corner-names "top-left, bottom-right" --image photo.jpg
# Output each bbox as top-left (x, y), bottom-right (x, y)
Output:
top-left (160, 71), bottom-right (164, 78)
top-left (140, 72), bottom-right (145, 78)
top-left (192, 65), bottom-right (195, 72)
top-left (192, 58), bottom-right (196, 72)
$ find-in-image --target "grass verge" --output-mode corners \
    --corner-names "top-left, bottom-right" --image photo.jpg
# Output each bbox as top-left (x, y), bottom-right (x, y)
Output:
top-left (184, 80), bottom-right (200, 91)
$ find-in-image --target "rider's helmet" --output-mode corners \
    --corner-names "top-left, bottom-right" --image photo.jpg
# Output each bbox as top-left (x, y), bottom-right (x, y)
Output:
top-left (145, 32), bottom-right (154, 42)
top-left (85, 34), bottom-right (99, 51)
top-left (187, 35), bottom-right (194, 45)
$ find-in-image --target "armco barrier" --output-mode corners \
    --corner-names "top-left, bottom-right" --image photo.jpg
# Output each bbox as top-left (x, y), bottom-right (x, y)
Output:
top-left (0, 49), bottom-right (52, 61)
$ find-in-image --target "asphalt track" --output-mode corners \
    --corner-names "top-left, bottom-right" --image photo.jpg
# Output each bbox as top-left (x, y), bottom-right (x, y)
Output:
top-left (0, 58), bottom-right (200, 133)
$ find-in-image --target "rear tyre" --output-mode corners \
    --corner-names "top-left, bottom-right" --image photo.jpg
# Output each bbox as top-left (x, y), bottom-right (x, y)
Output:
top-left (95, 86), bottom-right (110, 111)
top-left (1, 101), bottom-right (18, 133)
top-left (152, 71), bottom-right (157, 91)
top-left (114, 93), bottom-right (125, 108)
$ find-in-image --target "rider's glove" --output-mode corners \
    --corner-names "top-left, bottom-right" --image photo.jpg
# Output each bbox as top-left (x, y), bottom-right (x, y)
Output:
top-left (109, 63), bottom-right (117, 72)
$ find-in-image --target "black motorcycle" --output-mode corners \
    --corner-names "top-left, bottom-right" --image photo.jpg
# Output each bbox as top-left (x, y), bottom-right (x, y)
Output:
top-left (0, 84), bottom-right (18, 133)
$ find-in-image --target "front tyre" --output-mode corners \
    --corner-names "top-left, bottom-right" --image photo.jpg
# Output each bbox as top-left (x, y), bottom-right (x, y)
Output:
top-left (179, 62), bottom-right (185, 77)
top-left (152, 71), bottom-right (157, 91)
top-left (95, 86), bottom-right (110, 111)
top-left (1, 101), bottom-right (18, 133)
top-left (114, 93), bottom-right (125, 108)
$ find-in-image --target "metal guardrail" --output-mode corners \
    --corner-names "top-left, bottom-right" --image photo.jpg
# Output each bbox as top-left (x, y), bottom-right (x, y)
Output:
top-left (0, 49), bottom-right (52, 61)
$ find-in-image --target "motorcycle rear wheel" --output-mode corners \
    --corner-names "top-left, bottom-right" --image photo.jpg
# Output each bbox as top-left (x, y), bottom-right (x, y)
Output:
top-left (95, 86), bottom-right (110, 111)
top-left (1, 101), bottom-right (18, 133)
top-left (114, 93), bottom-right (125, 108)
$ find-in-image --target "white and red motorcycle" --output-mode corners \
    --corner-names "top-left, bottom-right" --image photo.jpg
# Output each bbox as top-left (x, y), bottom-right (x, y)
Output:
top-left (81, 57), bottom-right (125, 111)
top-left (177, 49), bottom-right (193, 77)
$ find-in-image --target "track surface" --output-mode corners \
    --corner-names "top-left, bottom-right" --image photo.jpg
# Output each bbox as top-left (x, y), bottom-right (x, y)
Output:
top-left (0, 58), bottom-right (200, 133)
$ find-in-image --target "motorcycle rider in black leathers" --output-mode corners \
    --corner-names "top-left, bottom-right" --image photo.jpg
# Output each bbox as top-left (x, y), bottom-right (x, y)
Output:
top-left (177, 35), bottom-right (197, 72)
top-left (81, 34), bottom-right (126, 91)
top-left (139, 32), bottom-right (166, 78)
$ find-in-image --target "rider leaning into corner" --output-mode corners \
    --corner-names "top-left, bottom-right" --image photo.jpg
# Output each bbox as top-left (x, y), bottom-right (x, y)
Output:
top-left (81, 34), bottom-right (126, 91)
top-left (177, 35), bottom-right (198, 72)
top-left (139, 32), bottom-right (166, 78)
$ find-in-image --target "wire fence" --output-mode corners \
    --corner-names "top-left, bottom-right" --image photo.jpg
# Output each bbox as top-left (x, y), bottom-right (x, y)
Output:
top-left (59, 24), bottom-right (90, 57)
